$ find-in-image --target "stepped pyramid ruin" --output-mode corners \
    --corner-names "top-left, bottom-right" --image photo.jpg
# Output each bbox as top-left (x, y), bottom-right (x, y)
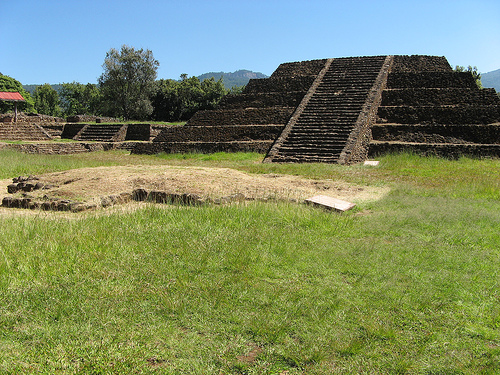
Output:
top-left (135, 55), bottom-right (500, 163)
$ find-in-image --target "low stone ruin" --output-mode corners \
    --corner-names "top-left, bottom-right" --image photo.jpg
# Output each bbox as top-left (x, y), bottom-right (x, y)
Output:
top-left (66, 115), bottom-right (119, 123)
top-left (1, 176), bottom-right (244, 213)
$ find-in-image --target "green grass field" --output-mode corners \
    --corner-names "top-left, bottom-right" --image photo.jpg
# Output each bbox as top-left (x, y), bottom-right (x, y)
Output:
top-left (0, 150), bottom-right (499, 374)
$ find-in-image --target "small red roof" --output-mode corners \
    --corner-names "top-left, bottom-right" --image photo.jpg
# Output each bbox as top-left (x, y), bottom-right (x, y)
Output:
top-left (0, 92), bottom-right (25, 101)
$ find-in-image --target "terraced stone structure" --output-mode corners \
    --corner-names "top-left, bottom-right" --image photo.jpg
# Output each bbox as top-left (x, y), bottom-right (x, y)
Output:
top-left (138, 55), bottom-right (500, 162)
top-left (370, 56), bottom-right (500, 159)
top-left (0, 113), bottom-right (62, 141)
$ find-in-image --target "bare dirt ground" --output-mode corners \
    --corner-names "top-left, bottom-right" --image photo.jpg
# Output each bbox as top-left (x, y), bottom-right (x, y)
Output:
top-left (0, 165), bottom-right (389, 216)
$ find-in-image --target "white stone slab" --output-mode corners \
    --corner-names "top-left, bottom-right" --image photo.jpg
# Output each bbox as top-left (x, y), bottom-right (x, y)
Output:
top-left (364, 160), bottom-right (380, 166)
top-left (305, 195), bottom-right (356, 212)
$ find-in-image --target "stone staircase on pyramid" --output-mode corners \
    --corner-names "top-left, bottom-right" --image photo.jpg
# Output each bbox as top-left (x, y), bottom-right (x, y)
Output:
top-left (133, 55), bottom-right (500, 162)
top-left (265, 56), bottom-right (391, 163)
top-left (74, 124), bottom-right (127, 142)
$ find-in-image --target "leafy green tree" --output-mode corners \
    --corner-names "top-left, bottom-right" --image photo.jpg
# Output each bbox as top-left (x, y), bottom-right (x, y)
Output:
top-left (33, 84), bottom-right (61, 116)
top-left (0, 74), bottom-right (35, 113)
top-left (227, 85), bottom-right (245, 95)
top-left (150, 79), bottom-right (181, 121)
top-left (455, 65), bottom-right (483, 89)
top-left (151, 75), bottom-right (227, 121)
top-left (99, 45), bottom-right (159, 120)
top-left (199, 76), bottom-right (227, 111)
top-left (60, 82), bottom-right (102, 116)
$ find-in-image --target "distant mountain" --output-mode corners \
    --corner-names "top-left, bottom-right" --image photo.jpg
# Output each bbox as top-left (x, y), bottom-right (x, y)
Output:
top-left (481, 69), bottom-right (500, 92)
top-left (197, 70), bottom-right (268, 89)
top-left (23, 84), bottom-right (63, 94)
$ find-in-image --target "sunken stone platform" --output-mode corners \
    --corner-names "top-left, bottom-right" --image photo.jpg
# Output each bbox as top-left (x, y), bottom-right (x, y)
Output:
top-left (134, 55), bottom-right (499, 163)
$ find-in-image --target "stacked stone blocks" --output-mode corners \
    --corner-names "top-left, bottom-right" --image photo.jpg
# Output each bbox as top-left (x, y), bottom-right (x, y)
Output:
top-left (370, 56), bottom-right (500, 158)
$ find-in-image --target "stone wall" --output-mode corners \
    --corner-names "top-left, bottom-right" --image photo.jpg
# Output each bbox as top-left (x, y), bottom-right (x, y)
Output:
top-left (377, 105), bottom-right (500, 125)
top-left (369, 142), bottom-right (500, 159)
top-left (382, 88), bottom-right (500, 106)
top-left (125, 124), bottom-right (151, 141)
top-left (391, 55), bottom-right (452, 72)
top-left (40, 124), bottom-right (64, 137)
top-left (0, 113), bottom-right (65, 124)
top-left (0, 141), bottom-right (141, 154)
top-left (153, 125), bottom-right (284, 143)
top-left (61, 123), bottom-right (86, 139)
top-left (219, 92), bottom-right (305, 109)
top-left (132, 141), bottom-right (273, 155)
top-left (386, 72), bottom-right (477, 89)
top-left (0, 123), bottom-right (52, 141)
top-left (270, 59), bottom-right (328, 78)
top-left (66, 115), bottom-right (119, 123)
top-left (186, 107), bottom-right (295, 126)
top-left (371, 124), bottom-right (500, 144)
top-left (244, 77), bottom-right (316, 94)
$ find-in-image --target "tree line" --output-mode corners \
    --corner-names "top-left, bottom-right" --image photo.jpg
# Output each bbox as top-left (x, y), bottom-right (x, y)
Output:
top-left (1, 45), bottom-right (243, 121)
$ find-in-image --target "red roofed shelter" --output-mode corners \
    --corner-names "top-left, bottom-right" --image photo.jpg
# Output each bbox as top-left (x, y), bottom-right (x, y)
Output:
top-left (0, 92), bottom-right (25, 122)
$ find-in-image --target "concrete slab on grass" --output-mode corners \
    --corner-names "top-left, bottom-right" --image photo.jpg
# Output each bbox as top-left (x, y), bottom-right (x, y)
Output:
top-left (305, 195), bottom-right (356, 212)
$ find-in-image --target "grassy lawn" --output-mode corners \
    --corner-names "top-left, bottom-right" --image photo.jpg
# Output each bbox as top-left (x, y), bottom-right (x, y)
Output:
top-left (0, 150), bottom-right (499, 374)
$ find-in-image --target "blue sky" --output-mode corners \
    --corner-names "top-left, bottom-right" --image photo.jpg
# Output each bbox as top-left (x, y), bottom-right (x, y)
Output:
top-left (1, 0), bottom-right (499, 85)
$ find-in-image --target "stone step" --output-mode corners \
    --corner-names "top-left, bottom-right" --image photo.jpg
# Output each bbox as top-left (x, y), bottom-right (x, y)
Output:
top-left (387, 72), bottom-right (477, 89)
top-left (377, 105), bottom-right (500, 125)
top-left (186, 107), bottom-right (295, 126)
top-left (368, 140), bottom-right (500, 159)
top-left (153, 124), bottom-right (284, 142)
top-left (371, 123), bottom-right (500, 144)
top-left (271, 154), bottom-right (341, 163)
top-left (76, 124), bottom-right (125, 141)
top-left (219, 91), bottom-right (306, 109)
top-left (244, 76), bottom-right (316, 94)
top-left (132, 140), bottom-right (274, 155)
top-left (270, 59), bottom-right (328, 78)
top-left (277, 146), bottom-right (346, 154)
top-left (304, 102), bottom-right (365, 108)
top-left (382, 88), bottom-right (500, 106)
top-left (285, 134), bottom-right (350, 141)
top-left (0, 123), bottom-right (52, 141)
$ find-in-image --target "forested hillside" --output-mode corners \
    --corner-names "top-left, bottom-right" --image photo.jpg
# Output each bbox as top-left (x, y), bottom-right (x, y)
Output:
top-left (481, 69), bottom-right (500, 92)
top-left (197, 70), bottom-right (268, 89)
top-left (23, 84), bottom-right (63, 94)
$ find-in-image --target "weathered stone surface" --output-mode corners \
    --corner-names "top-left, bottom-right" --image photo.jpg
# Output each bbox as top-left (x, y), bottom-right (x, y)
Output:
top-left (2, 197), bottom-right (13, 207)
top-left (7, 184), bottom-right (18, 194)
top-left (149, 191), bottom-right (168, 203)
top-left (305, 195), bottom-right (356, 212)
top-left (132, 189), bottom-right (149, 201)
top-left (22, 183), bottom-right (35, 192)
top-left (70, 203), bottom-right (87, 212)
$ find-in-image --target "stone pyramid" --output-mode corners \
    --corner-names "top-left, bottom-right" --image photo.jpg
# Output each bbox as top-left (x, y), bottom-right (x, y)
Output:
top-left (134, 55), bottom-right (500, 163)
